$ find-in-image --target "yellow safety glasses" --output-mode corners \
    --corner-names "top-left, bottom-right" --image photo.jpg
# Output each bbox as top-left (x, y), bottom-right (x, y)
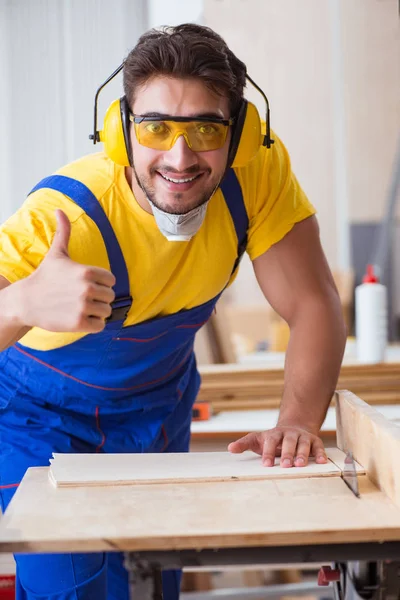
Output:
top-left (129, 114), bottom-right (233, 152)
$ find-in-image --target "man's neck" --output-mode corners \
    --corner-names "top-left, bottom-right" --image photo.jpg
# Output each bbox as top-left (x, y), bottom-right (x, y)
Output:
top-left (124, 166), bottom-right (152, 215)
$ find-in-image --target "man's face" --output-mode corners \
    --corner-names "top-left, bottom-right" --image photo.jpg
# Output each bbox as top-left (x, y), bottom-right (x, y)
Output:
top-left (129, 76), bottom-right (231, 215)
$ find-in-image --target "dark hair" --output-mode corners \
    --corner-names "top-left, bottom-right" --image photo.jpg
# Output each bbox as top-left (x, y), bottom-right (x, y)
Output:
top-left (123, 24), bottom-right (247, 117)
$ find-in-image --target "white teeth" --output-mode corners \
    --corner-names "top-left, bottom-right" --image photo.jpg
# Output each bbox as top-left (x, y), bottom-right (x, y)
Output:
top-left (161, 174), bottom-right (198, 184)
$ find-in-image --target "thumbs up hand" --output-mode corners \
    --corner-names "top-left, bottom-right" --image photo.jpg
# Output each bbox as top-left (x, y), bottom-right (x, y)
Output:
top-left (19, 210), bottom-right (116, 333)
top-left (47, 209), bottom-right (72, 258)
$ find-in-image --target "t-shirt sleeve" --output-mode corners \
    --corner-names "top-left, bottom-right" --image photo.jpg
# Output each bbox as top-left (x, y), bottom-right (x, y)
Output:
top-left (245, 131), bottom-right (316, 261)
top-left (0, 190), bottom-right (84, 284)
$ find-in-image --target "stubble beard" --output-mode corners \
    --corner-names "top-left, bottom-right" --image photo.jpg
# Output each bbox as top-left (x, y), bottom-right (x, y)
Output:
top-left (132, 164), bottom-right (220, 216)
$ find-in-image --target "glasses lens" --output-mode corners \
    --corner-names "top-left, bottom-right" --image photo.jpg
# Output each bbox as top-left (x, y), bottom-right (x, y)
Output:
top-left (135, 121), bottom-right (171, 150)
top-left (187, 122), bottom-right (228, 151)
top-left (135, 120), bottom-right (228, 151)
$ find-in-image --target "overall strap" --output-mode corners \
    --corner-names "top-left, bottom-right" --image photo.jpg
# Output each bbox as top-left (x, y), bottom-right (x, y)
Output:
top-left (219, 168), bottom-right (249, 275)
top-left (29, 175), bottom-right (132, 323)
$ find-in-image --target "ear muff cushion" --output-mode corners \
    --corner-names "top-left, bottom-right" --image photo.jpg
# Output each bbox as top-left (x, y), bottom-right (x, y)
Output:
top-left (230, 101), bottom-right (263, 168)
top-left (227, 100), bottom-right (247, 168)
top-left (99, 97), bottom-right (131, 166)
top-left (119, 96), bottom-right (133, 165)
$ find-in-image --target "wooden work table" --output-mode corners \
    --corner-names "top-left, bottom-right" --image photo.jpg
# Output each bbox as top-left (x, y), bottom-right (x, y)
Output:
top-left (0, 466), bottom-right (399, 554)
top-left (1, 391), bottom-right (400, 554)
top-left (1, 391), bottom-right (400, 599)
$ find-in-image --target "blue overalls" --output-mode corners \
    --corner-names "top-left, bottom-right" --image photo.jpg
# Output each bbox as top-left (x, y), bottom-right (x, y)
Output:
top-left (0, 169), bottom-right (248, 600)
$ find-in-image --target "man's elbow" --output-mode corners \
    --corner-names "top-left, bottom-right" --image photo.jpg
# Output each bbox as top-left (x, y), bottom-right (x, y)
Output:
top-left (290, 289), bottom-right (347, 342)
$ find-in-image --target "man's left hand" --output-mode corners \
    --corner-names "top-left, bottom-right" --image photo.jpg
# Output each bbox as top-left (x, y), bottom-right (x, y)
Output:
top-left (228, 425), bottom-right (327, 467)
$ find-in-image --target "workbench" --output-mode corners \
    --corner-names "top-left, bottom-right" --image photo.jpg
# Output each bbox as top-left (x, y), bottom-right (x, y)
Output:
top-left (1, 391), bottom-right (400, 599)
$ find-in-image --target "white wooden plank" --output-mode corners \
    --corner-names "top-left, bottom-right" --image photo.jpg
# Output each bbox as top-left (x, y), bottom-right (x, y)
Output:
top-left (48, 450), bottom-right (342, 488)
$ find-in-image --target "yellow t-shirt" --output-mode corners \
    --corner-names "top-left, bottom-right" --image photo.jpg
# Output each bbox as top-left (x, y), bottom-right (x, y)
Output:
top-left (0, 131), bottom-right (315, 351)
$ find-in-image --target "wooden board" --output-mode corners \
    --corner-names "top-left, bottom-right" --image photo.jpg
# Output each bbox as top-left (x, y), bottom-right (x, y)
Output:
top-left (336, 390), bottom-right (400, 508)
top-left (1, 466), bottom-right (400, 553)
top-left (48, 449), bottom-right (348, 488)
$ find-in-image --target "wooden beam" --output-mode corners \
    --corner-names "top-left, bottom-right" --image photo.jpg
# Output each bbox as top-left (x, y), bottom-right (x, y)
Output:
top-left (336, 390), bottom-right (400, 508)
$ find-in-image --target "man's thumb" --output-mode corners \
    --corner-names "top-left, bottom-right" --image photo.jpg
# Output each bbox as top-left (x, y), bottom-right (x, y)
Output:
top-left (50, 210), bottom-right (71, 256)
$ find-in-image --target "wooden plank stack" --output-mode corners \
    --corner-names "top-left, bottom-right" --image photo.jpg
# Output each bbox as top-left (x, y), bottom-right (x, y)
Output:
top-left (197, 362), bottom-right (400, 411)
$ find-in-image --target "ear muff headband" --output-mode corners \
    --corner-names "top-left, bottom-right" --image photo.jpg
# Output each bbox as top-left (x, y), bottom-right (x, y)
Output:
top-left (229, 74), bottom-right (274, 168)
top-left (89, 63), bottom-right (274, 167)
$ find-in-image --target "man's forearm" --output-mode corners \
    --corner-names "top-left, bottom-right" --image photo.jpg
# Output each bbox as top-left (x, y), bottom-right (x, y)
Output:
top-left (0, 280), bottom-right (31, 352)
top-left (277, 297), bottom-right (346, 433)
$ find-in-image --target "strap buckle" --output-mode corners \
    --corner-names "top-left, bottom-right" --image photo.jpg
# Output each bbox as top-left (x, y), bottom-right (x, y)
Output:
top-left (107, 296), bottom-right (133, 323)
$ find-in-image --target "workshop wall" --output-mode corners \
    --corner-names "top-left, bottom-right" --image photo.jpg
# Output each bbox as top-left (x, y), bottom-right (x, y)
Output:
top-left (204, 0), bottom-right (400, 304)
top-left (0, 0), bottom-right (147, 222)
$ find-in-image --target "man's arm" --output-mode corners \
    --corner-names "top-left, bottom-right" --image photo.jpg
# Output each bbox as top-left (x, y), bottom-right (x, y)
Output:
top-left (0, 276), bottom-right (32, 351)
top-left (229, 215), bottom-right (346, 467)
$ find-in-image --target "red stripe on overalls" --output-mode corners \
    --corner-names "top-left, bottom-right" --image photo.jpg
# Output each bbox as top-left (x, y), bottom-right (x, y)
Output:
top-left (114, 320), bottom-right (208, 342)
top-left (13, 345), bottom-right (192, 392)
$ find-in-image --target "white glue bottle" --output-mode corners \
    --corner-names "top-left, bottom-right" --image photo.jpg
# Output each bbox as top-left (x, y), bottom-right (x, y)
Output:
top-left (355, 264), bottom-right (388, 363)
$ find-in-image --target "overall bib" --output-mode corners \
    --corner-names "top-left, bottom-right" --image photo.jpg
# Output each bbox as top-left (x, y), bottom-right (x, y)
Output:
top-left (0, 169), bottom-right (248, 600)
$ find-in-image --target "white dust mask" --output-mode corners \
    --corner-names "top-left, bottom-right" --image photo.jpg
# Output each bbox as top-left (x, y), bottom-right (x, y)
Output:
top-left (147, 197), bottom-right (210, 242)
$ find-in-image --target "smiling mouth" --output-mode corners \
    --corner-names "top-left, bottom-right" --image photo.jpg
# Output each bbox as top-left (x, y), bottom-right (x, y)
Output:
top-left (158, 172), bottom-right (203, 184)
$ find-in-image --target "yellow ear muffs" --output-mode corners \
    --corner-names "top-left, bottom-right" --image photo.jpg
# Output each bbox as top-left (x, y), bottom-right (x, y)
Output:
top-left (91, 66), bottom-right (273, 168)
top-left (99, 97), bottom-right (131, 167)
top-left (230, 101), bottom-right (264, 168)
top-left (99, 97), bottom-right (266, 168)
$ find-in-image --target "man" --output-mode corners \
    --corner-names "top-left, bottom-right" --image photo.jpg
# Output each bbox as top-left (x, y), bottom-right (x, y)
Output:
top-left (0, 23), bottom-right (346, 600)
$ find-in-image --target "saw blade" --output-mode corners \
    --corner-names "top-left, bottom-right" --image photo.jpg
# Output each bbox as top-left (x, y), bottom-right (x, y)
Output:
top-left (342, 450), bottom-right (360, 498)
